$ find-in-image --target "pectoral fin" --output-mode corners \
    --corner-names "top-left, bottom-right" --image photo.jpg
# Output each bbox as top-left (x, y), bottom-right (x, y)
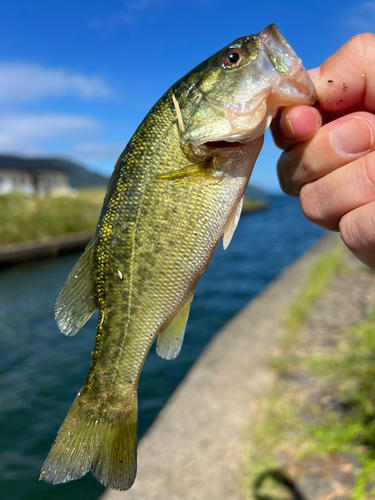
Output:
top-left (153, 160), bottom-right (220, 182)
top-left (55, 240), bottom-right (98, 336)
top-left (156, 293), bottom-right (194, 360)
top-left (223, 195), bottom-right (244, 250)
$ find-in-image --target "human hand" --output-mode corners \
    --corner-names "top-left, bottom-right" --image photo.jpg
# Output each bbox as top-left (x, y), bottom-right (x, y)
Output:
top-left (271, 34), bottom-right (375, 269)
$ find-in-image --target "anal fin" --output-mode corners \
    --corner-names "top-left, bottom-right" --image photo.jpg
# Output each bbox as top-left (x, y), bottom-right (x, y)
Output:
top-left (156, 293), bottom-right (194, 360)
top-left (223, 195), bottom-right (244, 250)
top-left (55, 240), bottom-right (98, 336)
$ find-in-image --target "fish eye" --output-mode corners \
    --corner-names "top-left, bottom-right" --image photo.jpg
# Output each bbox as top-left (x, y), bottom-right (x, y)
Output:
top-left (222, 48), bottom-right (243, 68)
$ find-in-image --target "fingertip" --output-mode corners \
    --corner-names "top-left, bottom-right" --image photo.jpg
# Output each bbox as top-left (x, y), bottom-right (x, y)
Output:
top-left (285, 106), bottom-right (323, 142)
top-left (307, 67), bottom-right (321, 83)
top-left (271, 105), bottom-right (322, 150)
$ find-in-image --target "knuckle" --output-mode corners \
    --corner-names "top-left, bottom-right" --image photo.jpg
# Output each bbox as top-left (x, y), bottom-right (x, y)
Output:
top-left (340, 205), bottom-right (375, 252)
top-left (277, 154), bottom-right (300, 196)
top-left (340, 208), bottom-right (375, 270)
top-left (300, 180), bottom-right (338, 231)
top-left (349, 33), bottom-right (375, 49)
top-left (298, 154), bottom-right (315, 184)
top-left (362, 152), bottom-right (375, 194)
top-left (299, 182), bottom-right (323, 223)
top-left (346, 33), bottom-right (375, 65)
top-left (339, 211), bottom-right (359, 252)
top-left (277, 145), bottom-right (314, 197)
top-left (277, 153), bottom-right (293, 195)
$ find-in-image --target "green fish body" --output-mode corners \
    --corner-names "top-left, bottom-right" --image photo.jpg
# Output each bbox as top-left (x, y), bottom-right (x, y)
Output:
top-left (40, 24), bottom-right (316, 490)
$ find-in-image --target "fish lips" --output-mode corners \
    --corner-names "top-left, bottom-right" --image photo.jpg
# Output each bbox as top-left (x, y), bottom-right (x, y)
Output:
top-left (257, 24), bottom-right (317, 104)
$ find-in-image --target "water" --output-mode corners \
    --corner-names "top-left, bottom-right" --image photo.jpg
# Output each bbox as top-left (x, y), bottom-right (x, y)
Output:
top-left (0, 195), bottom-right (325, 500)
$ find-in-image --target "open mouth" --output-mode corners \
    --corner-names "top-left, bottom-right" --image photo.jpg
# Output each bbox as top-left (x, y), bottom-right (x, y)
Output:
top-left (204, 140), bottom-right (244, 149)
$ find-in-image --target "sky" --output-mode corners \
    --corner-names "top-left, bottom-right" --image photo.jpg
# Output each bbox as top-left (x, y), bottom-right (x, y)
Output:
top-left (0, 0), bottom-right (374, 192)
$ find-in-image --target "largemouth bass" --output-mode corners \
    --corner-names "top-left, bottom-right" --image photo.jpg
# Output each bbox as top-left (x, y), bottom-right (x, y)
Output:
top-left (40, 24), bottom-right (316, 491)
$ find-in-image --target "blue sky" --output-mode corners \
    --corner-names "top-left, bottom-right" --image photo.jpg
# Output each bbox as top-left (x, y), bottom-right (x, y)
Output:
top-left (0, 0), bottom-right (374, 192)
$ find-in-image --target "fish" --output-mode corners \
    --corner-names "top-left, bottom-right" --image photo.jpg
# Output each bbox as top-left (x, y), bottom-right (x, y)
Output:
top-left (40, 24), bottom-right (316, 491)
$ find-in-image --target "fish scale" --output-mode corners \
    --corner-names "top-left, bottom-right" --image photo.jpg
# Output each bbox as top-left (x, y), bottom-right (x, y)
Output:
top-left (40, 24), bottom-right (316, 490)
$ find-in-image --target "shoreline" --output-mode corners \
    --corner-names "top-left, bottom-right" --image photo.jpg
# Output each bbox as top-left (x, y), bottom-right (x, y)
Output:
top-left (0, 203), bottom-right (267, 268)
top-left (0, 230), bottom-right (93, 268)
top-left (241, 198), bottom-right (268, 213)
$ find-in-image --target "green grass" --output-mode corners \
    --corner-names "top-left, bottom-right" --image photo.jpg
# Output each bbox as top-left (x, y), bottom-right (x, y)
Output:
top-left (0, 188), bottom-right (106, 246)
top-left (0, 192), bottom-right (265, 246)
top-left (240, 245), bottom-right (375, 499)
top-left (303, 310), bottom-right (375, 498)
top-left (281, 244), bottom-right (345, 345)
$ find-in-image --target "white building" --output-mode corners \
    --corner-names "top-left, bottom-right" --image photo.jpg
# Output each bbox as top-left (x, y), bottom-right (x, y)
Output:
top-left (0, 158), bottom-right (70, 195)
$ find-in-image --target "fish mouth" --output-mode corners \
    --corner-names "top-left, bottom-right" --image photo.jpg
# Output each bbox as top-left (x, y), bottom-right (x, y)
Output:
top-left (257, 24), bottom-right (317, 104)
top-left (204, 140), bottom-right (246, 149)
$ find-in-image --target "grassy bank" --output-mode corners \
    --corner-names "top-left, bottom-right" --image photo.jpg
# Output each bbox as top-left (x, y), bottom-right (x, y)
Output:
top-left (242, 198), bottom-right (268, 213)
top-left (1, 191), bottom-right (267, 247)
top-left (281, 244), bottom-right (345, 347)
top-left (0, 188), bottom-right (105, 246)
top-left (241, 246), bottom-right (375, 499)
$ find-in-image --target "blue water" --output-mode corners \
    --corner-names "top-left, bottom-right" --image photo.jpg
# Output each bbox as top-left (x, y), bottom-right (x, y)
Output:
top-left (0, 195), bottom-right (325, 500)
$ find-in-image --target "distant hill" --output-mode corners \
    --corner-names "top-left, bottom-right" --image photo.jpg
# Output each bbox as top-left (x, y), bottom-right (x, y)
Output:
top-left (0, 155), bottom-right (268, 195)
top-left (0, 155), bottom-right (109, 189)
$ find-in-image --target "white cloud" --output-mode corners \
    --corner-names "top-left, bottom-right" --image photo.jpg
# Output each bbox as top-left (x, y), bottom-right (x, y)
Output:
top-left (0, 112), bottom-right (126, 173)
top-left (0, 63), bottom-right (114, 102)
top-left (342, 2), bottom-right (375, 31)
top-left (0, 113), bottom-right (101, 153)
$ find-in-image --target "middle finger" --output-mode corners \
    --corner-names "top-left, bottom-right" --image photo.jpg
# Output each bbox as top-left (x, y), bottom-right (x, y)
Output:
top-left (277, 112), bottom-right (375, 196)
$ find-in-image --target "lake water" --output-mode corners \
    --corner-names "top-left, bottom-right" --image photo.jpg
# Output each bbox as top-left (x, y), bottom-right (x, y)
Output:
top-left (0, 195), bottom-right (325, 500)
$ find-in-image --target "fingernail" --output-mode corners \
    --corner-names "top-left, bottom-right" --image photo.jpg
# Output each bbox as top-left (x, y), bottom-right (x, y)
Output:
top-left (281, 109), bottom-right (296, 140)
top-left (331, 117), bottom-right (374, 155)
top-left (308, 67), bottom-right (320, 83)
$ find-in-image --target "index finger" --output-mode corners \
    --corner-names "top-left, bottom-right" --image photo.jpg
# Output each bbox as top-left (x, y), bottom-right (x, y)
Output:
top-left (314, 33), bottom-right (375, 117)
top-left (271, 34), bottom-right (375, 151)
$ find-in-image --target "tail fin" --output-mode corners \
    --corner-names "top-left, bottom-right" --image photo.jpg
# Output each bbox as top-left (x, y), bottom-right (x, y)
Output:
top-left (40, 392), bottom-right (138, 491)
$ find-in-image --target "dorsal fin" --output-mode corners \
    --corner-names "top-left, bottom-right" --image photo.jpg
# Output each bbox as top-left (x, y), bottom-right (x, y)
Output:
top-left (223, 195), bottom-right (244, 250)
top-left (156, 293), bottom-right (194, 360)
top-left (55, 241), bottom-right (97, 336)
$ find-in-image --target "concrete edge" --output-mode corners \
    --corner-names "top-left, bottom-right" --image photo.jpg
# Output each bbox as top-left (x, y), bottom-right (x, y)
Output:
top-left (0, 231), bottom-right (93, 267)
top-left (100, 232), bottom-right (341, 500)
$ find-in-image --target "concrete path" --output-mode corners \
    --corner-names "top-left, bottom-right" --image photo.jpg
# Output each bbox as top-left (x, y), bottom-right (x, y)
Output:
top-left (100, 233), bottom-right (340, 500)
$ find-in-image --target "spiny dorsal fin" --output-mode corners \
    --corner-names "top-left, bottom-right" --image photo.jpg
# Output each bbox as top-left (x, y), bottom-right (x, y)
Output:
top-left (156, 293), bottom-right (194, 360)
top-left (55, 240), bottom-right (97, 336)
top-left (172, 94), bottom-right (185, 134)
top-left (223, 195), bottom-right (244, 250)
